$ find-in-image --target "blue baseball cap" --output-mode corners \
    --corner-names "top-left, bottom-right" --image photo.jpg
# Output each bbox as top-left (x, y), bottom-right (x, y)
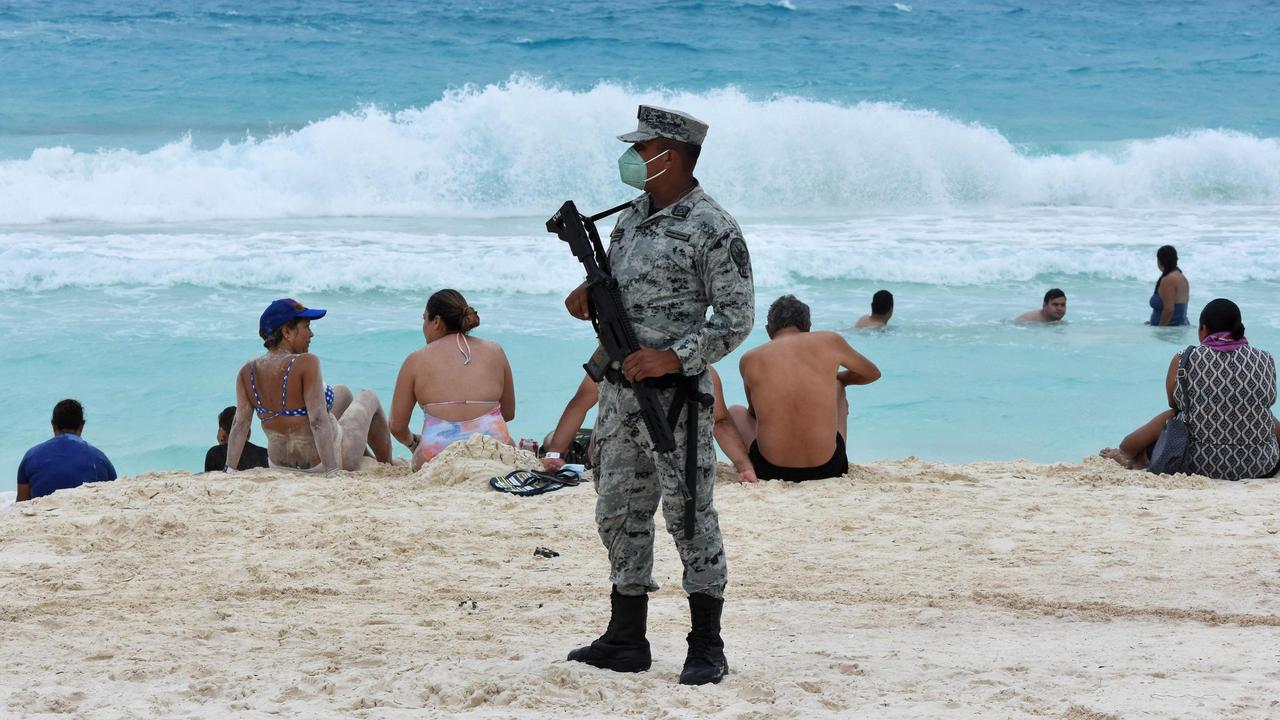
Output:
top-left (259, 298), bottom-right (326, 338)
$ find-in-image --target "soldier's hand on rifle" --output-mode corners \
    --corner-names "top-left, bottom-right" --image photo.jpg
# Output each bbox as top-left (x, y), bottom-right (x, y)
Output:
top-left (565, 282), bottom-right (591, 320)
top-left (622, 347), bottom-right (681, 382)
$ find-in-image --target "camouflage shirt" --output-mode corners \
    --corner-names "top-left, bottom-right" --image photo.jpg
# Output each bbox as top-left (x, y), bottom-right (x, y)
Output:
top-left (605, 181), bottom-right (755, 375)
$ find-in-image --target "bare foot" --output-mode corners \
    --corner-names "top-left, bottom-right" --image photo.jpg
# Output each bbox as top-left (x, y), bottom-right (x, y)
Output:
top-left (1099, 447), bottom-right (1142, 470)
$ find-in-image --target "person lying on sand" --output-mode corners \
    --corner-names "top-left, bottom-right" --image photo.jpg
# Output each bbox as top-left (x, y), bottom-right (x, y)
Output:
top-left (540, 368), bottom-right (757, 483)
top-left (390, 290), bottom-right (515, 471)
top-left (1101, 298), bottom-right (1280, 480)
top-left (226, 299), bottom-right (393, 473)
top-left (730, 295), bottom-right (880, 482)
top-left (1016, 288), bottom-right (1067, 323)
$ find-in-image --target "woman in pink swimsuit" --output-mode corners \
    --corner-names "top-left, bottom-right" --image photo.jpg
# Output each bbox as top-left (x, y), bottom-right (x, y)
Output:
top-left (389, 289), bottom-right (516, 469)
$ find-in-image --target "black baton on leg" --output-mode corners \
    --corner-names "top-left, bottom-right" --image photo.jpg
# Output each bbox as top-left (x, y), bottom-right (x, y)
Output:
top-left (684, 390), bottom-right (698, 540)
top-left (682, 377), bottom-right (714, 541)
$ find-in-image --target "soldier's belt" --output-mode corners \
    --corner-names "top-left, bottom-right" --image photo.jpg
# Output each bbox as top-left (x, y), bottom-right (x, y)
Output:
top-left (601, 368), bottom-right (688, 389)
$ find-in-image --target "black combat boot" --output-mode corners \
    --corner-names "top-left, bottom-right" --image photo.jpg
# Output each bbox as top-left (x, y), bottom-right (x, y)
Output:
top-left (567, 587), bottom-right (652, 673)
top-left (679, 592), bottom-right (729, 685)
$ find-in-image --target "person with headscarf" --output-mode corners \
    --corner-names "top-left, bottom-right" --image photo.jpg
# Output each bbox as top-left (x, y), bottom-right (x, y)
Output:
top-left (1103, 298), bottom-right (1279, 479)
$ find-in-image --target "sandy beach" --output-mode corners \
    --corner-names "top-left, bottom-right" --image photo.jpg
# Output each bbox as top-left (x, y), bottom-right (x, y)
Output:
top-left (2, 436), bottom-right (1278, 719)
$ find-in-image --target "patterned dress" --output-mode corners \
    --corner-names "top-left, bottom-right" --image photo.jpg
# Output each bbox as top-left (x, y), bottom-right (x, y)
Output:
top-left (1175, 345), bottom-right (1280, 480)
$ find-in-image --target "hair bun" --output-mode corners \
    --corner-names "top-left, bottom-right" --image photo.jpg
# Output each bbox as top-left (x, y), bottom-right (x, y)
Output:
top-left (1232, 321), bottom-right (1245, 340)
top-left (462, 306), bottom-right (480, 332)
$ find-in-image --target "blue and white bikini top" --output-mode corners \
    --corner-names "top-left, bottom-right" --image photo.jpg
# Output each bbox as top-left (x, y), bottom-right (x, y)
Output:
top-left (249, 355), bottom-right (334, 420)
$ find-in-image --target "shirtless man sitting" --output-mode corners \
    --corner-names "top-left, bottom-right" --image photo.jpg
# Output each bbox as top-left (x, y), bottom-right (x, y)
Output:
top-left (730, 295), bottom-right (881, 482)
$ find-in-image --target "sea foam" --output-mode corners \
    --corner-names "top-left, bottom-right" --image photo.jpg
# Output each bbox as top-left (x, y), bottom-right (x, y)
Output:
top-left (4, 207), bottom-right (1279, 293)
top-left (1, 79), bottom-right (1278, 225)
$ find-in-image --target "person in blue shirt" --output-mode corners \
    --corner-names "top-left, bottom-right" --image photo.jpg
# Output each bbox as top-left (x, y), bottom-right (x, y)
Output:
top-left (16, 399), bottom-right (117, 501)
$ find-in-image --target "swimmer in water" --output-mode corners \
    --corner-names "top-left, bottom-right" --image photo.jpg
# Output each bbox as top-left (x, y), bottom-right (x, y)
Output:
top-left (854, 289), bottom-right (893, 330)
top-left (1016, 288), bottom-right (1067, 323)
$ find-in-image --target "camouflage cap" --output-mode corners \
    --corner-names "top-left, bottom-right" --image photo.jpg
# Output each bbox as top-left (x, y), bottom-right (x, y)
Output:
top-left (617, 105), bottom-right (709, 147)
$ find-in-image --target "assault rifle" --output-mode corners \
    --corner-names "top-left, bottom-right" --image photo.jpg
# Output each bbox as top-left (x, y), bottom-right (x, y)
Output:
top-left (546, 200), bottom-right (676, 454)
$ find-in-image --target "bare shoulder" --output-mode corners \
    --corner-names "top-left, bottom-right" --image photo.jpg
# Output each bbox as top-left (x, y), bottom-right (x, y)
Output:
top-left (469, 336), bottom-right (509, 359)
top-left (403, 345), bottom-right (430, 364)
top-left (475, 335), bottom-right (506, 352)
top-left (813, 330), bottom-right (851, 347)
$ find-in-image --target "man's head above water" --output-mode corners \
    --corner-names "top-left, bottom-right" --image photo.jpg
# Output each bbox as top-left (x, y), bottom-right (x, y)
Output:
top-left (1042, 288), bottom-right (1067, 322)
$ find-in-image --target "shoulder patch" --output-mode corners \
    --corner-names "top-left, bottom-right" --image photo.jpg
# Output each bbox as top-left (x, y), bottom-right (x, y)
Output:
top-left (672, 205), bottom-right (691, 219)
top-left (729, 236), bottom-right (750, 278)
top-left (664, 229), bottom-right (692, 242)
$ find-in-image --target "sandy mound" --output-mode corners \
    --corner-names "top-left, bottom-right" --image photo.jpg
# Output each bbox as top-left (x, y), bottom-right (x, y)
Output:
top-left (1, 457), bottom-right (1276, 718)
top-left (414, 434), bottom-right (542, 486)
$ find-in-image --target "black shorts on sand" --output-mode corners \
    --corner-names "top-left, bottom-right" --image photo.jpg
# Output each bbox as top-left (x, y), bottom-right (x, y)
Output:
top-left (748, 435), bottom-right (849, 482)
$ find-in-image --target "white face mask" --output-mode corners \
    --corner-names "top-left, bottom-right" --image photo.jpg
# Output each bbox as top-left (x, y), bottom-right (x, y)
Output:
top-left (618, 148), bottom-right (669, 190)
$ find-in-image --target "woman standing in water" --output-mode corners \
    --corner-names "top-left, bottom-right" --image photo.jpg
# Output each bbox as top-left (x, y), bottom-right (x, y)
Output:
top-left (226, 299), bottom-right (393, 472)
top-left (1149, 245), bottom-right (1190, 326)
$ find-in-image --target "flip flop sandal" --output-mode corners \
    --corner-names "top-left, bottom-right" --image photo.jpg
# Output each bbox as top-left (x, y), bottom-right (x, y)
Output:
top-left (489, 470), bottom-right (563, 496)
top-left (528, 469), bottom-right (583, 487)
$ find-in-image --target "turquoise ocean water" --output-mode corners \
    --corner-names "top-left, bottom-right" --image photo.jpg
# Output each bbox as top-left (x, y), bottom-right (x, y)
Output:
top-left (3, 0), bottom-right (1279, 476)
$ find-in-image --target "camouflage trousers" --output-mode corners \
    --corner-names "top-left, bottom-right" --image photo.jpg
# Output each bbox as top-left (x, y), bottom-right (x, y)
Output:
top-left (592, 377), bottom-right (726, 598)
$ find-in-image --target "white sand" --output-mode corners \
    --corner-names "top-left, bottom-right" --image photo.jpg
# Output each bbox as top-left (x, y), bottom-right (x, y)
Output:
top-left (2, 436), bottom-right (1278, 719)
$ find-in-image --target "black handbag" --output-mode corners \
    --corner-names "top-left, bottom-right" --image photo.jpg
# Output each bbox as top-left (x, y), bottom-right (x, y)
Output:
top-left (1148, 346), bottom-right (1196, 475)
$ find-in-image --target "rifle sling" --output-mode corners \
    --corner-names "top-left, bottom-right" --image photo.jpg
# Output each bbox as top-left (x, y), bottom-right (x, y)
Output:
top-left (588, 201), bottom-right (634, 223)
top-left (660, 373), bottom-right (713, 541)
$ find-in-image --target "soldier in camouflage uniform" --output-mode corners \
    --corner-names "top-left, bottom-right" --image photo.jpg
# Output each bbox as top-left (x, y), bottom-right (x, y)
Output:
top-left (565, 105), bottom-right (755, 685)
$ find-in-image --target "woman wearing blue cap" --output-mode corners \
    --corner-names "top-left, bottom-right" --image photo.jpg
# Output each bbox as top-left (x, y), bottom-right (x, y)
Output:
top-left (225, 298), bottom-right (393, 472)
